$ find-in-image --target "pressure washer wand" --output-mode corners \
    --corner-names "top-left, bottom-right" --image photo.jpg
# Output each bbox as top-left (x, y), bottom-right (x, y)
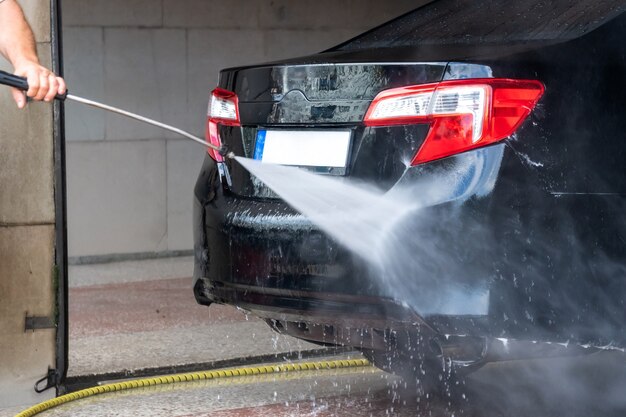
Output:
top-left (0, 70), bottom-right (233, 158)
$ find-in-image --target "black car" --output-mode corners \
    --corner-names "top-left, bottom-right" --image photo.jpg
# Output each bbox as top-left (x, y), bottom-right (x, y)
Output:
top-left (193, 0), bottom-right (626, 389)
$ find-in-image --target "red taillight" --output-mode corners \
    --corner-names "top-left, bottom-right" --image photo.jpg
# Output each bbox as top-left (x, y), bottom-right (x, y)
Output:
top-left (206, 88), bottom-right (240, 161)
top-left (364, 78), bottom-right (544, 165)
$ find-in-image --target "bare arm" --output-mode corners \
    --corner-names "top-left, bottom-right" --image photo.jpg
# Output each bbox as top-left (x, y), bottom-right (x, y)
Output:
top-left (0, 0), bottom-right (66, 108)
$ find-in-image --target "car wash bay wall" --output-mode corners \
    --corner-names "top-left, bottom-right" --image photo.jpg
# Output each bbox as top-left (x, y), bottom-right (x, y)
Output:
top-left (63, 0), bottom-right (423, 259)
top-left (0, 1), bottom-right (58, 407)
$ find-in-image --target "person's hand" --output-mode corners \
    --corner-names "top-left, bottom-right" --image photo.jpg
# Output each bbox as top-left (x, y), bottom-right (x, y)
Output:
top-left (11, 58), bottom-right (66, 109)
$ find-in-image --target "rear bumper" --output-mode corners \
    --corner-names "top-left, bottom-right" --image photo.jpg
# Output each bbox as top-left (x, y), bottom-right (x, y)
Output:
top-left (192, 155), bottom-right (442, 344)
top-left (193, 181), bottom-right (401, 318)
top-left (192, 147), bottom-right (626, 353)
top-left (192, 149), bottom-right (504, 337)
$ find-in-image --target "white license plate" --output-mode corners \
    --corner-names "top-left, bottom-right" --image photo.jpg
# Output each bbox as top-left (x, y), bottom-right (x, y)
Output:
top-left (253, 130), bottom-right (351, 168)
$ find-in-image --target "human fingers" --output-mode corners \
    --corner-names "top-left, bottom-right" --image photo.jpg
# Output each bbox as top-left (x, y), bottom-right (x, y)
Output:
top-left (34, 71), bottom-right (50, 100)
top-left (11, 87), bottom-right (26, 109)
top-left (24, 67), bottom-right (40, 99)
top-left (44, 73), bottom-right (59, 102)
top-left (13, 60), bottom-right (66, 103)
top-left (57, 76), bottom-right (67, 96)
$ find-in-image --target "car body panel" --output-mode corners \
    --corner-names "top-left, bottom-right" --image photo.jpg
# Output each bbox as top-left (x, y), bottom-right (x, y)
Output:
top-left (194, 5), bottom-right (626, 360)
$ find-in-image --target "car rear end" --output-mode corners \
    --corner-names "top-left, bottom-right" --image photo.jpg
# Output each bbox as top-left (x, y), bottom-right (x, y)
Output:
top-left (193, 1), bottom-right (626, 356)
top-left (192, 50), bottom-right (547, 339)
top-left (194, 61), bottom-right (447, 336)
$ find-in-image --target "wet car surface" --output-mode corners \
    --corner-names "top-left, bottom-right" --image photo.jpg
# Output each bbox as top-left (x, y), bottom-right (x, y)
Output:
top-left (192, 0), bottom-right (626, 392)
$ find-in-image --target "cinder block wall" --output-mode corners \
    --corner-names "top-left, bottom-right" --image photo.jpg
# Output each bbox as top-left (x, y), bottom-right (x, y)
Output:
top-left (63, 0), bottom-right (420, 259)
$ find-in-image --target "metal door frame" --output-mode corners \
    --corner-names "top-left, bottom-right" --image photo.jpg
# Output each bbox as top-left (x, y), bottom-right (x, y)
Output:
top-left (51, 0), bottom-right (68, 395)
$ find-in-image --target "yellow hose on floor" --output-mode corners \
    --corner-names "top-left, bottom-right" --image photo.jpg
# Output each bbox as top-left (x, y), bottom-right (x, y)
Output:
top-left (14, 358), bottom-right (371, 417)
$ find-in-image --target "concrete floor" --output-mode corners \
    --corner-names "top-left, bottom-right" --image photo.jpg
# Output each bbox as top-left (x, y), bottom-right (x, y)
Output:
top-left (2, 256), bottom-right (625, 416)
top-left (4, 352), bottom-right (626, 417)
top-left (68, 257), bottom-right (323, 376)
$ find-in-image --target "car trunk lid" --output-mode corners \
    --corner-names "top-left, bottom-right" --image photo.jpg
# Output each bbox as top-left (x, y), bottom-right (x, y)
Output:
top-left (213, 61), bottom-right (448, 197)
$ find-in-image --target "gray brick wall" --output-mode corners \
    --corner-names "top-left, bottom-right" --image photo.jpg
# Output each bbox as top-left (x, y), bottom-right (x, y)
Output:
top-left (63, 0), bottom-right (423, 258)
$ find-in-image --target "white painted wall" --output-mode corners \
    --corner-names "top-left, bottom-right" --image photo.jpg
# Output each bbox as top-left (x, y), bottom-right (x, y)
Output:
top-left (63, 0), bottom-right (421, 258)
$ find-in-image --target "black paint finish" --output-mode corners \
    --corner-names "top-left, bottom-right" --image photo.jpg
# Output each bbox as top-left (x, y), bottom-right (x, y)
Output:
top-left (193, 6), bottom-right (626, 363)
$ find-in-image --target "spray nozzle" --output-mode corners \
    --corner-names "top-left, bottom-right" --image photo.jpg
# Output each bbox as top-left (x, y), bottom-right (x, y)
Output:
top-left (218, 144), bottom-right (235, 159)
